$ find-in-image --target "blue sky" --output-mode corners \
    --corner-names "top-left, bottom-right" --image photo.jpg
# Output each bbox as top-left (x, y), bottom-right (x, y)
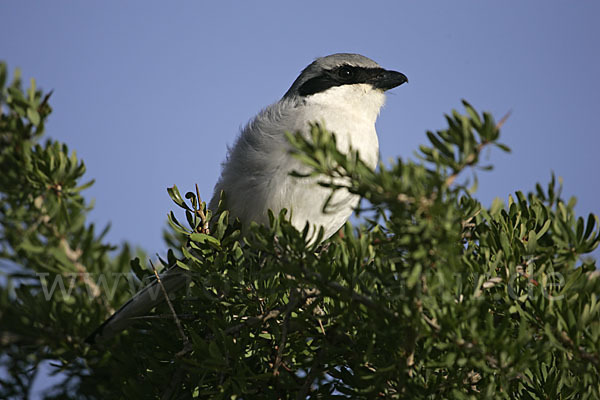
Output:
top-left (1, 1), bottom-right (599, 258)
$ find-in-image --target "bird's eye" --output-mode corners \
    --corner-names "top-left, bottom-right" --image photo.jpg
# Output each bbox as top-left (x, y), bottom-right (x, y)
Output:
top-left (338, 66), bottom-right (353, 79)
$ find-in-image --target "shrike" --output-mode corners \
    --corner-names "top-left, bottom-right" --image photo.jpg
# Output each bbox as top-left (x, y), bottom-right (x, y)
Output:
top-left (86, 53), bottom-right (407, 343)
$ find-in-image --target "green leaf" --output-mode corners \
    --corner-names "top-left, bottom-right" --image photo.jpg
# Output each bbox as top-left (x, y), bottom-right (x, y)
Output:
top-left (406, 263), bottom-right (422, 289)
top-left (536, 219), bottom-right (551, 240)
top-left (73, 179), bottom-right (95, 193)
top-left (167, 211), bottom-right (189, 235)
top-left (499, 231), bottom-right (511, 255)
top-left (527, 229), bottom-right (537, 253)
top-left (0, 62), bottom-right (7, 89)
top-left (583, 213), bottom-right (596, 240)
top-left (495, 143), bottom-right (511, 153)
top-left (176, 260), bottom-right (190, 271)
top-left (167, 185), bottom-right (191, 211)
top-left (426, 131), bottom-right (455, 159)
top-left (190, 232), bottom-right (221, 247)
top-left (208, 341), bottom-right (222, 360)
top-left (462, 99), bottom-right (482, 129)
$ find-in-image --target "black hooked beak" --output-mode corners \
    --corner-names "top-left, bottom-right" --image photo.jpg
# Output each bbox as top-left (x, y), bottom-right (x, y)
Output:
top-left (370, 70), bottom-right (408, 91)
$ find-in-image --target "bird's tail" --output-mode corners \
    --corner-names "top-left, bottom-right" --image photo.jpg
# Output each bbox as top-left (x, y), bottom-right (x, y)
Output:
top-left (85, 266), bottom-right (190, 344)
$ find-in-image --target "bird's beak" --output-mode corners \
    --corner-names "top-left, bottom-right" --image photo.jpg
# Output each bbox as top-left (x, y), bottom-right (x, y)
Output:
top-left (371, 70), bottom-right (408, 91)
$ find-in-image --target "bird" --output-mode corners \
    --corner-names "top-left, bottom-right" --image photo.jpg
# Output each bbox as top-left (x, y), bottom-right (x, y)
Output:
top-left (86, 53), bottom-right (407, 344)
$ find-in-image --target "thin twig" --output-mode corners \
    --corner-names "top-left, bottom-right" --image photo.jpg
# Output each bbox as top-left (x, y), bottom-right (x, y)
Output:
top-left (301, 266), bottom-right (389, 315)
top-left (296, 348), bottom-right (326, 400)
top-left (274, 290), bottom-right (301, 376)
top-left (195, 183), bottom-right (209, 234)
top-left (61, 235), bottom-right (113, 313)
top-left (559, 330), bottom-right (599, 367)
top-left (29, 195), bottom-right (111, 311)
top-left (225, 309), bottom-right (283, 336)
top-left (273, 311), bottom-right (290, 376)
top-left (161, 366), bottom-right (186, 400)
top-left (224, 290), bottom-right (319, 337)
top-left (444, 140), bottom-right (488, 187)
top-left (128, 313), bottom-right (196, 320)
top-left (445, 112), bottom-right (511, 188)
top-left (149, 259), bottom-right (190, 351)
top-left (496, 110), bottom-right (512, 130)
top-left (318, 319), bottom-right (325, 335)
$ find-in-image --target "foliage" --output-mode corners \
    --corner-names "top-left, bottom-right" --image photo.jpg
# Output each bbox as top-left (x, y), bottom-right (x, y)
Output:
top-left (0, 63), bottom-right (145, 398)
top-left (0, 63), bottom-right (599, 399)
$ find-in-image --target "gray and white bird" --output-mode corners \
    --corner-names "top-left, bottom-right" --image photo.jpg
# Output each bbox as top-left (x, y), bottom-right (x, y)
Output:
top-left (86, 53), bottom-right (407, 343)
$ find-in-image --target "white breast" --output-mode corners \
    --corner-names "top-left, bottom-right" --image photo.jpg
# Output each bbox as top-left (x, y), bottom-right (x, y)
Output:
top-left (209, 84), bottom-right (386, 242)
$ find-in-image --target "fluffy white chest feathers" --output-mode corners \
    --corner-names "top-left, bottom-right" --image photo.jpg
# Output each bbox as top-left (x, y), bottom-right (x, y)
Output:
top-left (209, 84), bottom-right (386, 241)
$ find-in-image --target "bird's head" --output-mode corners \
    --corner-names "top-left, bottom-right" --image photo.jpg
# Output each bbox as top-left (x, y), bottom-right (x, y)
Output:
top-left (283, 53), bottom-right (407, 104)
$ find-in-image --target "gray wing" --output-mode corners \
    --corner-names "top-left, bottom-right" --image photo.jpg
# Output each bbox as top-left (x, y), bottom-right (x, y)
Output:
top-left (85, 266), bottom-right (190, 344)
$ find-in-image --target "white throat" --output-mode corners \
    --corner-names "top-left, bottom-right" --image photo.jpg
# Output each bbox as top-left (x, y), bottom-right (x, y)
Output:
top-left (301, 84), bottom-right (385, 168)
top-left (305, 84), bottom-right (386, 123)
